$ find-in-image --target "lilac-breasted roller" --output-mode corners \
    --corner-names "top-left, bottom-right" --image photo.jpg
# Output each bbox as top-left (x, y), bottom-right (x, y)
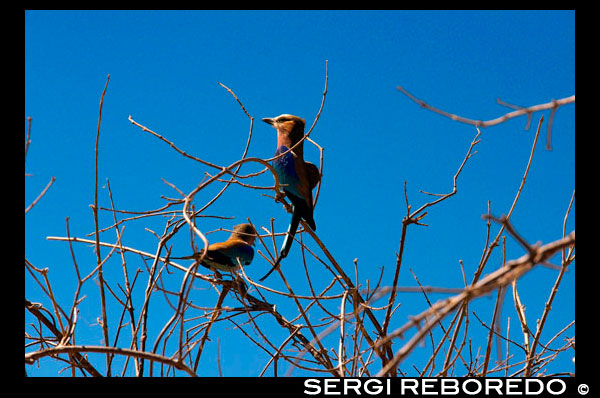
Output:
top-left (176, 223), bottom-right (257, 272)
top-left (259, 114), bottom-right (321, 281)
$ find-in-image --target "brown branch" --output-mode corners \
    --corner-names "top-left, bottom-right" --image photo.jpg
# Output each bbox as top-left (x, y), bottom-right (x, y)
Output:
top-left (273, 262), bottom-right (337, 374)
top-left (482, 236), bottom-right (507, 376)
top-left (193, 285), bottom-right (230, 371)
top-left (398, 86), bottom-right (573, 152)
top-left (524, 190), bottom-right (575, 376)
top-left (398, 85), bottom-right (573, 129)
top-left (25, 344), bottom-right (197, 377)
top-left (301, 223), bottom-right (394, 371)
top-left (25, 176), bottom-right (56, 214)
top-left (473, 115), bottom-right (544, 284)
top-left (25, 300), bottom-right (103, 377)
top-left (375, 230), bottom-right (575, 376)
top-left (380, 127), bottom-right (482, 372)
top-left (91, 74), bottom-right (112, 375)
top-left (258, 327), bottom-right (301, 377)
top-left (128, 116), bottom-right (222, 170)
top-left (25, 116), bottom-right (33, 160)
top-left (106, 178), bottom-right (141, 375)
top-left (196, 82), bottom-right (256, 214)
top-left (338, 290), bottom-right (349, 377)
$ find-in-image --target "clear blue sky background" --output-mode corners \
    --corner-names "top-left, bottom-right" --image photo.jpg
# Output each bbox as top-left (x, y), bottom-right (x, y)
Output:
top-left (25, 10), bottom-right (574, 377)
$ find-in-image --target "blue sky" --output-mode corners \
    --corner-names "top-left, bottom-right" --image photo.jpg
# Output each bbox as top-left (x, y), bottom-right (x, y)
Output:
top-left (25, 10), bottom-right (574, 377)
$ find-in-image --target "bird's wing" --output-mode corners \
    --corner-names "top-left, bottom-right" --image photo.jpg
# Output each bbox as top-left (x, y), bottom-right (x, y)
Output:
top-left (286, 190), bottom-right (316, 231)
top-left (304, 161), bottom-right (321, 191)
top-left (201, 249), bottom-right (236, 269)
top-left (293, 158), bottom-right (314, 206)
top-left (209, 240), bottom-right (254, 265)
top-left (287, 158), bottom-right (317, 231)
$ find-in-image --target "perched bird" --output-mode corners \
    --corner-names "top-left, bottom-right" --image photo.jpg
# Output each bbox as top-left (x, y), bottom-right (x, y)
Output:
top-left (175, 223), bottom-right (257, 272)
top-left (259, 114), bottom-right (321, 281)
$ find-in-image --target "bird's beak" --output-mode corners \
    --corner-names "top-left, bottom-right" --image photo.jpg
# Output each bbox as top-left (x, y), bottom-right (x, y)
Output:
top-left (262, 117), bottom-right (275, 126)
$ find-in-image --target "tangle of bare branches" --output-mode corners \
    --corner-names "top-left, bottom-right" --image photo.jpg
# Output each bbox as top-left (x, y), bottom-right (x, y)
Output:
top-left (26, 65), bottom-right (574, 378)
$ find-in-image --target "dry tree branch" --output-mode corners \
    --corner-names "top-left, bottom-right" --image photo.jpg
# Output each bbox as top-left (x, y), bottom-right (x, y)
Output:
top-left (440, 305), bottom-right (470, 376)
top-left (511, 274), bottom-right (530, 355)
top-left (382, 127), bottom-right (482, 340)
top-left (481, 236), bottom-right (507, 376)
top-left (25, 344), bottom-right (197, 377)
top-left (272, 264), bottom-right (337, 374)
top-left (25, 110), bottom-right (56, 214)
top-left (397, 85), bottom-right (573, 150)
top-left (367, 126), bottom-right (482, 376)
top-left (25, 116), bottom-right (33, 160)
top-left (193, 285), bottom-right (230, 371)
top-left (282, 281), bottom-right (465, 377)
top-left (105, 178), bottom-right (141, 374)
top-left (375, 229), bottom-right (575, 376)
top-left (149, 237), bottom-right (205, 376)
top-left (300, 224), bottom-right (394, 371)
top-left (25, 176), bottom-right (56, 214)
top-left (196, 82), bottom-right (255, 214)
top-left (46, 235), bottom-right (215, 281)
top-left (128, 117), bottom-right (222, 171)
top-left (496, 98), bottom-right (534, 130)
top-left (90, 74), bottom-right (112, 374)
top-left (25, 300), bottom-right (103, 377)
top-left (137, 223), bottom-right (184, 376)
top-left (258, 327), bottom-right (301, 377)
top-left (473, 115), bottom-right (544, 285)
top-left (338, 290), bottom-right (349, 377)
top-left (29, 63), bottom-right (573, 378)
top-left (432, 115), bottom-right (546, 377)
top-left (524, 189), bottom-right (575, 376)
top-left (128, 116), bottom-right (285, 205)
top-left (242, 286), bottom-right (338, 374)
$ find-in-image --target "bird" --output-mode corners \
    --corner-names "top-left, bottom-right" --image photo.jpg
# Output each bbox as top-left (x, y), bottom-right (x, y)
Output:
top-left (173, 223), bottom-right (257, 272)
top-left (259, 114), bottom-right (321, 281)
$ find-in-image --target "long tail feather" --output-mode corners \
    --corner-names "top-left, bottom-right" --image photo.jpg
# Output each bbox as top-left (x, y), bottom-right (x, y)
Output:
top-left (258, 255), bottom-right (282, 282)
top-left (280, 211), bottom-right (300, 259)
top-left (258, 210), bottom-right (300, 282)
